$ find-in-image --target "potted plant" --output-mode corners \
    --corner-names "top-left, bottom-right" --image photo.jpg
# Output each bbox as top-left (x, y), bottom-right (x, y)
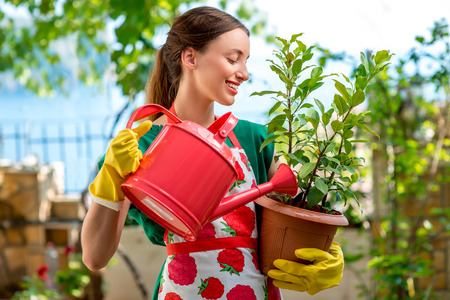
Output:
top-left (251, 33), bottom-right (392, 273)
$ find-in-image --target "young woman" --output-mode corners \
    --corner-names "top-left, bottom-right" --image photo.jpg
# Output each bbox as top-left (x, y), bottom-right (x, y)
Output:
top-left (82, 6), bottom-right (344, 300)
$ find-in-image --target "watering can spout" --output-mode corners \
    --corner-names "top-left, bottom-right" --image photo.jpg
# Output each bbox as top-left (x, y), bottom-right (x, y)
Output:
top-left (210, 164), bottom-right (298, 222)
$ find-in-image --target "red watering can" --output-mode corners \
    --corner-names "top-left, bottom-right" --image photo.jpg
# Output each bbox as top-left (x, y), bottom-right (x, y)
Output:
top-left (121, 104), bottom-right (298, 241)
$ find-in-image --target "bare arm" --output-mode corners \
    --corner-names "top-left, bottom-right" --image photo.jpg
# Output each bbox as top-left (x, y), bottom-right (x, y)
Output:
top-left (268, 151), bottom-right (281, 180)
top-left (81, 199), bottom-right (131, 270)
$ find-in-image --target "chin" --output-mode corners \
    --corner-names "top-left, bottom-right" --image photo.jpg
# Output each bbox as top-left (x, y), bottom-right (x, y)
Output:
top-left (215, 99), bottom-right (235, 107)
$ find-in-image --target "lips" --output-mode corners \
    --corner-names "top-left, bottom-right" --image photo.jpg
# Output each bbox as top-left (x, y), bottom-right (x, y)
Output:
top-left (226, 81), bottom-right (240, 95)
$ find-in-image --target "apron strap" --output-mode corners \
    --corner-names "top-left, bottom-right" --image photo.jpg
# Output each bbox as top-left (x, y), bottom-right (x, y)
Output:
top-left (227, 130), bottom-right (242, 148)
top-left (169, 103), bottom-right (242, 148)
top-left (166, 236), bottom-right (258, 255)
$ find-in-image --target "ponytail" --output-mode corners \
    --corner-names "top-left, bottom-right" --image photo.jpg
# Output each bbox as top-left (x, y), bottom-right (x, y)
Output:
top-left (146, 46), bottom-right (175, 121)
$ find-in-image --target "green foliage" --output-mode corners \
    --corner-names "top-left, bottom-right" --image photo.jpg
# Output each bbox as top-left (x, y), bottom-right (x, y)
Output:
top-left (364, 19), bottom-right (450, 300)
top-left (12, 252), bottom-right (91, 300)
top-left (251, 33), bottom-right (392, 212)
top-left (12, 275), bottom-right (61, 300)
top-left (55, 253), bottom-right (91, 299)
top-left (335, 19), bottom-right (449, 300)
top-left (0, 0), bottom-right (273, 98)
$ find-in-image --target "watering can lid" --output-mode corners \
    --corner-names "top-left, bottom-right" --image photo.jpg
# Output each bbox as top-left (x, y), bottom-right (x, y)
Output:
top-left (167, 105), bottom-right (239, 169)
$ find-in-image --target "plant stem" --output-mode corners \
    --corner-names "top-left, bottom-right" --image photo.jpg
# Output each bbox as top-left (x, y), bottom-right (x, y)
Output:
top-left (301, 106), bottom-right (353, 208)
top-left (325, 136), bottom-right (344, 203)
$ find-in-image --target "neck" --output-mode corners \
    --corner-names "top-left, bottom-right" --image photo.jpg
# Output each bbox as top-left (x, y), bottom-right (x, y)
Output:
top-left (173, 85), bottom-right (215, 128)
top-left (173, 99), bottom-right (215, 128)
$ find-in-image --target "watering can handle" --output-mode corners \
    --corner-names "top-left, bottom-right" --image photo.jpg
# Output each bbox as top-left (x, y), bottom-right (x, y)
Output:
top-left (207, 112), bottom-right (239, 144)
top-left (126, 104), bottom-right (182, 129)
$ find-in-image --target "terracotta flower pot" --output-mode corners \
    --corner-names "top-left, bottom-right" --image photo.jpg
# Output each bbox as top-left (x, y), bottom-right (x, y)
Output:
top-left (256, 196), bottom-right (349, 275)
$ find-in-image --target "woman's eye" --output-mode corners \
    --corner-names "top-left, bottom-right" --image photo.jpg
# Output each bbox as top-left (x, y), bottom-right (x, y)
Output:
top-left (227, 58), bottom-right (238, 64)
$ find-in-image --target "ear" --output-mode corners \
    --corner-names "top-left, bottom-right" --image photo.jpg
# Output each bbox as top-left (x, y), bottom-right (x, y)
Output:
top-left (181, 47), bottom-right (197, 70)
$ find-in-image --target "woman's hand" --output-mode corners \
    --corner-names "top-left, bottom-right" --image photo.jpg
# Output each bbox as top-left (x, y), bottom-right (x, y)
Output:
top-left (89, 121), bottom-right (152, 209)
top-left (267, 242), bottom-right (344, 295)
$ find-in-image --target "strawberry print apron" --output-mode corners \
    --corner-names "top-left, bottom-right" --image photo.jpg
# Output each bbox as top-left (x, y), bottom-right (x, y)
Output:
top-left (157, 111), bottom-right (281, 300)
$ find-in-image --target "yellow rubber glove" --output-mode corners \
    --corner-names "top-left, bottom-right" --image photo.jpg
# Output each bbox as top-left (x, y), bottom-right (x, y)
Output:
top-left (267, 242), bottom-right (344, 295)
top-left (89, 121), bottom-right (152, 209)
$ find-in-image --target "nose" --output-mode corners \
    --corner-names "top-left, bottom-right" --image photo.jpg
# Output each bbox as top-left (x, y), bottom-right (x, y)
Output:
top-left (236, 64), bottom-right (249, 82)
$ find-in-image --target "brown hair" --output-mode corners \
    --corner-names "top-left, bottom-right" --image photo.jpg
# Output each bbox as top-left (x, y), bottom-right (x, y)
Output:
top-left (146, 6), bottom-right (249, 120)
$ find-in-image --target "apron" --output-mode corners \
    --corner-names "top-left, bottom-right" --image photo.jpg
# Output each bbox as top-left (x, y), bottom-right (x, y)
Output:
top-left (157, 107), bottom-right (282, 300)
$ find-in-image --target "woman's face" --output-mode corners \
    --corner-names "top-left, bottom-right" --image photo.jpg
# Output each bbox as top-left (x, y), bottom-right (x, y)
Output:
top-left (191, 28), bottom-right (250, 106)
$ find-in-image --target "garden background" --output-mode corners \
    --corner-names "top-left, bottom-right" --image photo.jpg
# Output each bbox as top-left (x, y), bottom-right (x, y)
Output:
top-left (0, 0), bottom-right (449, 299)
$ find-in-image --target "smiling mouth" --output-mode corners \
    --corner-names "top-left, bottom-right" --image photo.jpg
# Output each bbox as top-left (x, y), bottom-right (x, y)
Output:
top-left (226, 81), bottom-right (239, 92)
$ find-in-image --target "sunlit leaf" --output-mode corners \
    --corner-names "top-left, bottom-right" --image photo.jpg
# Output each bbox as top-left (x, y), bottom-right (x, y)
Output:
top-left (299, 162), bottom-right (316, 178)
top-left (314, 177), bottom-right (329, 195)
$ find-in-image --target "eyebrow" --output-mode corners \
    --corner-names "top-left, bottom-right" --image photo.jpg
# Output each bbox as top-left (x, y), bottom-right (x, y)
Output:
top-left (230, 48), bottom-right (250, 60)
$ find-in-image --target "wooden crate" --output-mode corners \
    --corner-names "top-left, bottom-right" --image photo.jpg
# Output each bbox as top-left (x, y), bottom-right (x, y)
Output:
top-left (50, 194), bottom-right (85, 220)
top-left (3, 246), bottom-right (27, 284)
top-left (0, 167), bottom-right (53, 221)
top-left (3, 224), bottom-right (46, 247)
top-left (45, 221), bottom-right (81, 247)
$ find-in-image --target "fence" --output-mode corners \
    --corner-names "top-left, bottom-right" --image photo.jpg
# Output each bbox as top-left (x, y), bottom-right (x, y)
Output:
top-left (0, 118), bottom-right (110, 193)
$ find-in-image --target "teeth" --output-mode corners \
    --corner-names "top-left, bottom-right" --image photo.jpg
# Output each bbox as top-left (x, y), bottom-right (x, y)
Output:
top-left (227, 82), bottom-right (239, 91)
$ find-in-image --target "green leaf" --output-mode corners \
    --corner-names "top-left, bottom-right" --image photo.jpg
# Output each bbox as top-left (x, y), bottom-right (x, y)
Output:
top-left (343, 130), bottom-right (354, 139)
top-left (300, 103), bottom-right (314, 109)
top-left (267, 114), bottom-right (286, 132)
top-left (287, 153), bottom-right (302, 164)
top-left (310, 81), bottom-right (324, 92)
top-left (333, 80), bottom-right (351, 103)
top-left (332, 94), bottom-right (348, 116)
top-left (314, 178), bottom-right (329, 195)
top-left (269, 101), bottom-right (282, 115)
top-left (299, 162), bottom-right (316, 178)
top-left (352, 89), bottom-right (365, 106)
top-left (290, 33), bottom-right (304, 43)
top-left (294, 87), bottom-right (303, 99)
top-left (259, 134), bottom-right (277, 152)
top-left (302, 52), bottom-right (314, 62)
top-left (356, 123), bottom-right (380, 139)
top-left (360, 52), bottom-right (370, 73)
top-left (270, 64), bottom-right (285, 77)
top-left (322, 111), bottom-right (331, 126)
top-left (344, 165), bottom-right (356, 173)
top-left (349, 139), bottom-right (370, 143)
top-left (374, 50), bottom-right (392, 65)
top-left (296, 40), bottom-right (307, 52)
top-left (344, 140), bottom-right (352, 153)
top-left (276, 37), bottom-right (288, 47)
top-left (331, 120), bottom-right (343, 133)
top-left (341, 73), bottom-right (351, 84)
top-left (311, 66), bottom-right (323, 78)
top-left (307, 110), bottom-right (320, 129)
top-left (355, 64), bottom-right (367, 77)
top-left (355, 76), bottom-right (368, 91)
top-left (292, 59), bottom-right (303, 76)
top-left (308, 118), bottom-right (319, 129)
top-left (279, 73), bottom-right (291, 85)
top-left (335, 191), bottom-right (342, 202)
top-left (306, 186), bottom-right (325, 207)
top-left (313, 98), bottom-right (325, 114)
top-left (415, 36), bottom-right (425, 44)
top-left (324, 141), bottom-right (336, 154)
top-left (251, 90), bottom-right (278, 97)
top-left (325, 166), bottom-right (340, 174)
